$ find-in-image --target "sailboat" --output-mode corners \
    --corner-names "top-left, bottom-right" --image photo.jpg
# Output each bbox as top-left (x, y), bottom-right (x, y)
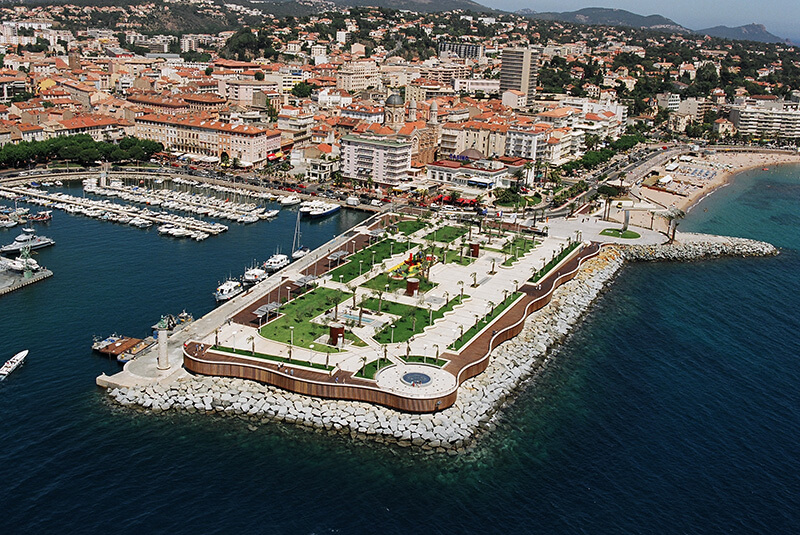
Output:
top-left (291, 211), bottom-right (310, 259)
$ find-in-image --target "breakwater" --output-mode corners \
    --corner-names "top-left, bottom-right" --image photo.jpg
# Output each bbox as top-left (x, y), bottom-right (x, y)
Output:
top-left (106, 236), bottom-right (778, 452)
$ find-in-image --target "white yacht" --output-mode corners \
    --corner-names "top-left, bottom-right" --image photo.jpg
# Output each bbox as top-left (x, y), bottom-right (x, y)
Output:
top-left (280, 195), bottom-right (302, 206)
top-left (309, 203), bottom-right (341, 218)
top-left (290, 211), bottom-right (310, 259)
top-left (1, 227), bottom-right (55, 254)
top-left (261, 209), bottom-right (279, 219)
top-left (214, 279), bottom-right (244, 302)
top-left (0, 350), bottom-right (28, 380)
top-left (264, 253), bottom-right (290, 272)
top-left (2, 256), bottom-right (40, 272)
top-left (243, 265), bottom-right (268, 285)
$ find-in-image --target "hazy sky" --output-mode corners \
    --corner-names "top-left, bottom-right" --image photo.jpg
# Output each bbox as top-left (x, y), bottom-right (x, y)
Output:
top-left (480, 1), bottom-right (800, 40)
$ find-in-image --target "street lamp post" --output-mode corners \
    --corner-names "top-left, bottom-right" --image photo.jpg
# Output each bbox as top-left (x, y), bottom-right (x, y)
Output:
top-left (309, 344), bottom-right (314, 365)
top-left (359, 259), bottom-right (363, 277)
top-left (289, 326), bottom-right (294, 347)
top-left (428, 303), bottom-right (433, 325)
top-left (391, 324), bottom-right (396, 344)
top-left (286, 285), bottom-right (291, 303)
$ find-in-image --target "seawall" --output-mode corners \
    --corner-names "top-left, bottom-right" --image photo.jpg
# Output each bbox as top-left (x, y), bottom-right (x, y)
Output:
top-left (106, 235), bottom-right (778, 453)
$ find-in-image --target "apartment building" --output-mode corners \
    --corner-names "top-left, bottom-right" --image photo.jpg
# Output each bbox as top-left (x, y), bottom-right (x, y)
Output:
top-left (135, 113), bottom-right (280, 167)
top-left (341, 134), bottom-right (411, 186)
top-left (500, 47), bottom-right (540, 107)
top-left (336, 60), bottom-right (381, 93)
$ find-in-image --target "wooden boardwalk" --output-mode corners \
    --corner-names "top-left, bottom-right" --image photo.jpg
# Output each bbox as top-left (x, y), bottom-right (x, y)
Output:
top-left (184, 243), bottom-right (603, 413)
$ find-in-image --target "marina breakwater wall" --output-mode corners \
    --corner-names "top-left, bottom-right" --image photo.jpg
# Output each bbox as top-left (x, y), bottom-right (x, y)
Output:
top-left (106, 236), bottom-right (777, 453)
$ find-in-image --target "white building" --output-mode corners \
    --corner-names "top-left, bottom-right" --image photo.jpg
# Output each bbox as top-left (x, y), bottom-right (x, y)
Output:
top-left (341, 134), bottom-right (411, 186)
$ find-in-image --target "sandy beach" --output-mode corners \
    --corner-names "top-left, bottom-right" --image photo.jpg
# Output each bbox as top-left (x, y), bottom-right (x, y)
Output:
top-left (606, 149), bottom-right (800, 234)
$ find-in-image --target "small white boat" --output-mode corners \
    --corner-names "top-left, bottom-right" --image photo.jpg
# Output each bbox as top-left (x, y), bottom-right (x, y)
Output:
top-left (260, 209), bottom-right (279, 219)
top-left (243, 266), bottom-right (268, 285)
top-left (264, 253), bottom-right (290, 272)
top-left (0, 350), bottom-right (28, 380)
top-left (280, 195), bottom-right (302, 206)
top-left (214, 279), bottom-right (244, 302)
top-left (2, 256), bottom-right (40, 272)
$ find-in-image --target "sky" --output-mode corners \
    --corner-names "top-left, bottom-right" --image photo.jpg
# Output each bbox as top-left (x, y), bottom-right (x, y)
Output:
top-left (480, 0), bottom-right (800, 41)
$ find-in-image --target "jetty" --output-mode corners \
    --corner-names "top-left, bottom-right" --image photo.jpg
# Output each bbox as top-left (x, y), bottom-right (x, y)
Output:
top-left (0, 268), bottom-right (53, 297)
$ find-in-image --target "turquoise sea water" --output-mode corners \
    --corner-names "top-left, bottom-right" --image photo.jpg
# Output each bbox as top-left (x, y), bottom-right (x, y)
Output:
top-left (1, 169), bottom-right (799, 534)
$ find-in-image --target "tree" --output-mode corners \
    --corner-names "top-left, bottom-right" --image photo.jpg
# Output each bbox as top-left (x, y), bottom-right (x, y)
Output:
top-left (204, 66), bottom-right (213, 76)
top-left (254, 70), bottom-right (264, 81)
top-left (291, 82), bottom-right (317, 98)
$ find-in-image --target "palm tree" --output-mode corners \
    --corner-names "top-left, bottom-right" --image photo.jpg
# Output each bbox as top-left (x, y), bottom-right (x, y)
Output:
top-left (246, 335), bottom-right (254, 355)
top-left (347, 283), bottom-right (357, 308)
top-left (658, 207), bottom-right (685, 242)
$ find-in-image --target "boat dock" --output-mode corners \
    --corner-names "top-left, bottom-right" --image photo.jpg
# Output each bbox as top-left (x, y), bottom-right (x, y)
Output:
top-left (0, 268), bottom-right (53, 297)
top-left (0, 185), bottom-right (227, 235)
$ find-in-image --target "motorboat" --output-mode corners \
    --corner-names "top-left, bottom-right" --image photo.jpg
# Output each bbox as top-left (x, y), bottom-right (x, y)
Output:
top-left (0, 227), bottom-right (55, 254)
top-left (309, 203), bottom-right (341, 218)
top-left (0, 219), bottom-right (17, 229)
top-left (280, 195), bottom-right (302, 206)
top-left (261, 209), bottom-right (279, 219)
top-left (243, 264), bottom-right (268, 285)
top-left (0, 350), bottom-right (28, 380)
top-left (214, 279), bottom-right (244, 302)
top-left (264, 253), bottom-right (290, 272)
top-left (2, 256), bottom-right (40, 272)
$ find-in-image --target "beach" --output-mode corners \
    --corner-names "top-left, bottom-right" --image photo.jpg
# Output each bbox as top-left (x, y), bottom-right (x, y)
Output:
top-left (606, 149), bottom-right (800, 233)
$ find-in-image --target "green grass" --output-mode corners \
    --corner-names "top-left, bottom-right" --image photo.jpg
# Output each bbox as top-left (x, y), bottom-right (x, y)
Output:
top-left (354, 357), bottom-right (394, 379)
top-left (361, 274), bottom-right (437, 294)
top-left (530, 242), bottom-right (582, 282)
top-left (361, 295), bottom-right (466, 344)
top-left (258, 287), bottom-right (358, 351)
top-left (400, 355), bottom-right (447, 367)
top-left (212, 345), bottom-right (334, 371)
top-left (501, 236), bottom-right (538, 266)
top-left (327, 239), bottom-right (410, 284)
top-left (448, 292), bottom-right (523, 351)
top-left (495, 194), bottom-right (542, 208)
top-left (395, 219), bottom-right (428, 235)
top-left (600, 228), bottom-right (641, 239)
top-left (423, 225), bottom-right (468, 243)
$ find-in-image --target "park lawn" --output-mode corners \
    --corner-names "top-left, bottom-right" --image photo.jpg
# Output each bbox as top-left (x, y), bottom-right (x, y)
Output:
top-left (327, 238), bottom-right (408, 284)
top-left (495, 194), bottom-right (542, 208)
top-left (423, 225), bottom-right (468, 243)
top-left (600, 228), bottom-right (641, 239)
top-left (354, 357), bottom-right (394, 379)
top-left (258, 287), bottom-right (353, 351)
top-left (361, 273), bottom-right (437, 294)
top-left (449, 292), bottom-right (523, 351)
top-left (361, 295), bottom-right (464, 344)
top-left (400, 355), bottom-right (447, 367)
top-left (530, 241), bottom-right (582, 282)
top-left (395, 219), bottom-right (428, 235)
top-left (501, 235), bottom-right (538, 266)
top-left (212, 345), bottom-right (333, 371)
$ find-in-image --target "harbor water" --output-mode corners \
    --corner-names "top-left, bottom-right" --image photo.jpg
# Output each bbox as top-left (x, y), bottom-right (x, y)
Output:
top-left (1, 170), bottom-right (799, 534)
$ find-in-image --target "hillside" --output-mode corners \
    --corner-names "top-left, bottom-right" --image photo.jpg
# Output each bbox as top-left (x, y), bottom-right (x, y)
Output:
top-left (517, 7), bottom-right (690, 33)
top-left (695, 24), bottom-right (786, 44)
top-left (331, 0), bottom-right (494, 12)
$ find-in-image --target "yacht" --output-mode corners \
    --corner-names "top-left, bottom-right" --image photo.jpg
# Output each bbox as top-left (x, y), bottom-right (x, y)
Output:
top-left (280, 195), bottom-right (302, 206)
top-left (243, 265), bottom-right (268, 285)
top-left (260, 209), bottom-right (279, 219)
top-left (0, 350), bottom-right (28, 380)
top-left (2, 256), bottom-right (40, 272)
top-left (0, 219), bottom-right (17, 229)
top-left (310, 203), bottom-right (341, 218)
top-left (214, 279), bottom-right (244, 302)
top-left (290, 212), bottom-right (310, 259)
top-left (1, 227), bottom-right (55, 254)
top-left (264, 253), bottom-right (290, 272)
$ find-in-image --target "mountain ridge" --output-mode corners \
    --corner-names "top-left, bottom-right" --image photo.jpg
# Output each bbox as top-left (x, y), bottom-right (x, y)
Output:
top-left (516, 7), bottom-right (788, 44)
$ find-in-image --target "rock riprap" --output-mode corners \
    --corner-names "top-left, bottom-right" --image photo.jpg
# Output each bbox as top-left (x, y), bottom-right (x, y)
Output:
top-left (107, 235), bottom-right (778, 452)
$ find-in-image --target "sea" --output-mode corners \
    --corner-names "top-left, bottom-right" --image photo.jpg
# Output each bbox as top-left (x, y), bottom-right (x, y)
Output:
top-left (1, 169), bottom-right (799, 534)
